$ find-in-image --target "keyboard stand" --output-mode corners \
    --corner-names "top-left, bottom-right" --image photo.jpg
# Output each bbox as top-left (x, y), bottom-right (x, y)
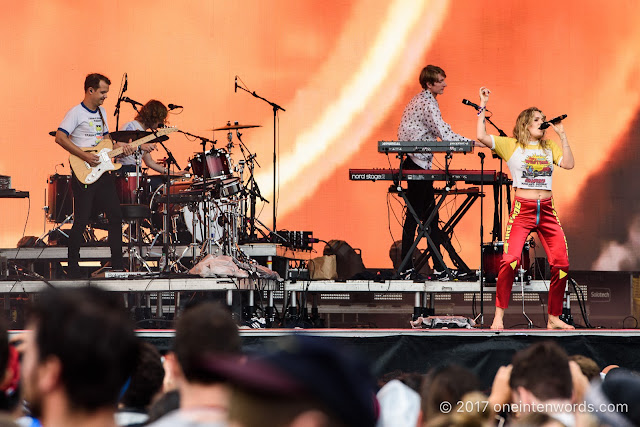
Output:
top-left (413, 188), bottom-right (480, 276)
top-left (393, 152), bottom-right (454, 279)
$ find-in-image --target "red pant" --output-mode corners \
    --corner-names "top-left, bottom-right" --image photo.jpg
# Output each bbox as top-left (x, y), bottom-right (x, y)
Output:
top-left (496, 196), bottom-right (569, 315)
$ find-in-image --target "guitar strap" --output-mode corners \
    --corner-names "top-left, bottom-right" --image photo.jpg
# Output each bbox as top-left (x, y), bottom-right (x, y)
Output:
top-left (96, 106), bottom-right (107, 142)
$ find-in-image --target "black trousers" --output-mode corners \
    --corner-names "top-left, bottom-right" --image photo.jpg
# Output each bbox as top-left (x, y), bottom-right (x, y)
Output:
top-left (400, 164), bottom-right (446, 269)
top-left (69, 172), bottom-right (123, 270)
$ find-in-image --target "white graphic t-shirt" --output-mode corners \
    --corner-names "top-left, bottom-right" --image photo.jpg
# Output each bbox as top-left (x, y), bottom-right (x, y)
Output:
top-left (58, 102), bottom-right (109, 148)
top-left (490, 135), bottom-right (563, 190)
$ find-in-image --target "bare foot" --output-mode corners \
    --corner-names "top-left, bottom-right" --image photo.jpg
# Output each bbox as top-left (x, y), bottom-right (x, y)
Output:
top-left (490, 318), bottom-right (504, 329)
top-left (547, 315), bottom-right (575, 330)
top-left (491, 308), bottom-right (505, 329)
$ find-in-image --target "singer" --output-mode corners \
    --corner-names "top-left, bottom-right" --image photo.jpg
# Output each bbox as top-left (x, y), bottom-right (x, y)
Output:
top-left (397, 65), bottom-right (472, 276)
top-left (475, 87), bottom-right (575, 329)
top-left (117, 100), bottom-right (188, 177)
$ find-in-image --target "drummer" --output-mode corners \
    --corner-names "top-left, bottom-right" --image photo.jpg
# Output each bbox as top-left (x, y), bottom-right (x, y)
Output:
top-left (117, 100), bottom-right (188, 177)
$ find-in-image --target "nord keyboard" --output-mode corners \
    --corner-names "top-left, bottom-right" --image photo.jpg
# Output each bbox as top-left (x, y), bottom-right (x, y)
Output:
top-left (377, 140), bottom-right (473, 153)
top-left (349, 168), bottom-right (510, 185)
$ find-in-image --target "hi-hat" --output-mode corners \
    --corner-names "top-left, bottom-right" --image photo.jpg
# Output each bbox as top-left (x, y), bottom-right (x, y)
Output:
top-left (209, 123), bottom-right (261, 131)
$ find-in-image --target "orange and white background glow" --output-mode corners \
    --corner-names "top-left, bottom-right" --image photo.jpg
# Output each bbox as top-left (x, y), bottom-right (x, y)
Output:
top-left (2, 0), bottom-right (640, 271)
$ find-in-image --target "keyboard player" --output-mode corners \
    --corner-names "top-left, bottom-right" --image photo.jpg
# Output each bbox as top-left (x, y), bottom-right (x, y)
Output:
top-left (398, 65), bottom-right (473, 275)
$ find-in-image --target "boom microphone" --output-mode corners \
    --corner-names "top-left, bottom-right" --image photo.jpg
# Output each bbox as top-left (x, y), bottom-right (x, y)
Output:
top-left (235, 76), bottom-right (238, 93)
top-left (540, 114), bottom-right (567, 130)
top-left (122, 97), bottom-right (143, 107)
top-left (168, 104), bottom-right (183, 110)
top-left (462, 99), bottom-right (481, 110)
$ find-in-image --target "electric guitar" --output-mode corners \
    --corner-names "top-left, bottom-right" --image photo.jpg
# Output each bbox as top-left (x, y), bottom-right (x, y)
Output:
top-left (69, 127), bottom-right (177, 184)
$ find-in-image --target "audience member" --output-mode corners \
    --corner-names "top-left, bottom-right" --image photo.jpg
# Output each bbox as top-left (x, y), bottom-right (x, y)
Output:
top-left (376, 379), bottom-right (420, 427)
top-left (21, 287), bottom-right (139, 427)
top-left (420, 364), bottom-right (481, 423)
top-left (568, 354), bottom-right (600, 382)
top-left (423, 391), bottom-right (493, 427)
top-left (116, 342), bottom-right (165, 426)
top-left (0, 320), bottom-right (20, 417)
top-left (145, 390), bottom-right (180, 425)
top-left (147, 301), bottom-right (241, 426)
top-left (377, 370), bottom-right (424, 393)
top-left (203, 335), bottom-right (378, 427)
top-left (585, 367), bottom-right (640, 427)
top-left (509, 412), bottom-right (566, 427)
top-left (489, 341), bottom-right (587, 426)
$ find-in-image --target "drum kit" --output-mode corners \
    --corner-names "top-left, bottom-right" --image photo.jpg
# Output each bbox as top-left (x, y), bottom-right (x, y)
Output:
top-left (42, 122), bottom-right (267, 272)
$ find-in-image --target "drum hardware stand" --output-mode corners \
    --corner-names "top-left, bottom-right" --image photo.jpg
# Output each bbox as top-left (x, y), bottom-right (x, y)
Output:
top-left (235, 77), bottom-right (285, 232)
top-left (518, 264), bottom-right (533, 328)
top-left (180, 130), bottom-right (218, 258)
top-left (36, 213), bottom-right (74, 245)
top-left (559, 282), bottom-right (574, 326)
top-left (518, 239), bottom-right (533, 328)
top-left (234, 129), bottom-right (266, 242)
top-left (155, 134), bottom-right (181, 274)
top-left (393, 152), bottom-right (454, 280)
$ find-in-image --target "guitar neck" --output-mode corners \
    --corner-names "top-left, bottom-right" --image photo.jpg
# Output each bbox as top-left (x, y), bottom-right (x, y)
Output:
top-left (108, 133), bottom-right (163, 158)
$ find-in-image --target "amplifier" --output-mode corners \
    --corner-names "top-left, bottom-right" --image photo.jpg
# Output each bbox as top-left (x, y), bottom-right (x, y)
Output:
top-left (0, 175), bottom-right (10, 190)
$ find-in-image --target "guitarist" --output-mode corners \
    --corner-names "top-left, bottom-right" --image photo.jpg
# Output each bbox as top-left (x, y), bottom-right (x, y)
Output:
top-left (55, 73), bottom-right (135, 278)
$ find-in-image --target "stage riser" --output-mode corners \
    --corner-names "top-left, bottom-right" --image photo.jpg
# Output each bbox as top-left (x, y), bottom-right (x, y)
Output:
top-left (137, 331), bottom-right (640, 390)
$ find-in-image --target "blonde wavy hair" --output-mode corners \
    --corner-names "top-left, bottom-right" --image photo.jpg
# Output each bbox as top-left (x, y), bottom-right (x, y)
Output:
top-left (512, 107), bottom-right (550, 150)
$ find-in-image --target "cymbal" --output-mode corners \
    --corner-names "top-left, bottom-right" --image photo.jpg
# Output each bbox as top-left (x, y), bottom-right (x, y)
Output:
top-left (109, 130), bottom-right (151, 141)
top-left (209, 123), bottom-right (261, 131)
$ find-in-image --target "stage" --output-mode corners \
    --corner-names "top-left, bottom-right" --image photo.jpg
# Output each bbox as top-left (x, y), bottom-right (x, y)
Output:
top-left (2, 250), bottom-right (638, 386)
top-left (138, 327), bottom-right (640, 389)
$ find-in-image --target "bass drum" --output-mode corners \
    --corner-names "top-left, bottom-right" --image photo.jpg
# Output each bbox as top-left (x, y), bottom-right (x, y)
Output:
top-left (182, 199), bottom-right (236, 243)
top-left (47, 174), bottom-right (73, 223)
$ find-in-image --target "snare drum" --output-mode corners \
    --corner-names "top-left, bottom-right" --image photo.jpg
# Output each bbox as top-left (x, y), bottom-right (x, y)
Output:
top-left (149, 179), bottom-right (199, 231)
top-left (189, 149), bottom-right (231, 179)
top-left (482, 241), bottom-right (531, 283)
top-left (215, 177), bottom-right (242, 199)
top-left (115, 173), bottom-right (151, 205)
top-left (47, 174), bottom-right (73, 223)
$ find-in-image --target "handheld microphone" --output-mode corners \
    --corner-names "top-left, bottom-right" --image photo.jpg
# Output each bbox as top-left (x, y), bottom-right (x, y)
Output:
top-left (539, 114), bottom-right (567, 130)
top-left (462, 99), bottom-right (481, 110)
top-left (168, 104), bottom-right (183, 110)
top-left (122, 97), bottom-right (143, 106)
top-left (235, 76), bottom-right (238, 93)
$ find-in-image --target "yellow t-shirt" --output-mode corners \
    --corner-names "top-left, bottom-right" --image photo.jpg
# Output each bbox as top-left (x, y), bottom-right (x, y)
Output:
top-left (490, 135), bottom-right (563, 190)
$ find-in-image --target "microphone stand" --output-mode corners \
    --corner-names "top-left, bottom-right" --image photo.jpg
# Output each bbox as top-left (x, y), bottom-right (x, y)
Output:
top-left (476, 152), bottom-right (486, 327)
top-left (114, 73), bottom-right (127, 131)
top-left (235, 82), bottom-right (285, 235)
top-left (484, 115), bottom-right (508, 241)
top-left (155, 137), bottom-right (180, 273)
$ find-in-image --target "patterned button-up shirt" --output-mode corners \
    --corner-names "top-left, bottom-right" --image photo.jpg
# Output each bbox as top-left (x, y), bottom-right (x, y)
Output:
top-left (397, 90), bottom-right (470, 169)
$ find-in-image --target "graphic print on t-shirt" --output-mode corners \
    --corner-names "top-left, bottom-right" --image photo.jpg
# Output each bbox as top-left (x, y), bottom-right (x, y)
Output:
top-left (522, 153), bottom-right (552, 188)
